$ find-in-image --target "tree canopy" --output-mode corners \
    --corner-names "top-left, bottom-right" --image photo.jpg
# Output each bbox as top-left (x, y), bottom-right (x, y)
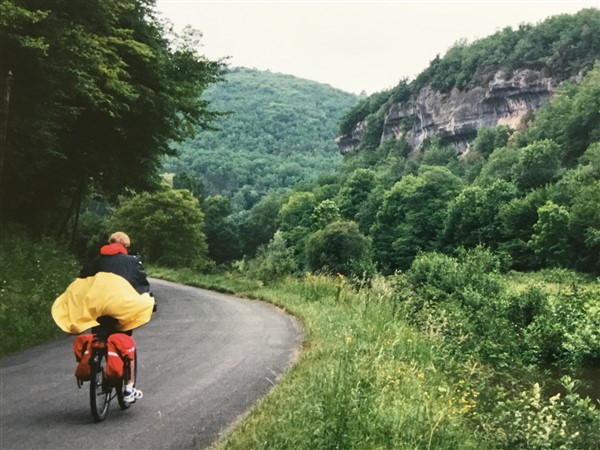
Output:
top-left (0, 0), bottom-right (224, 234)
top-left (109, 188), bottom-right (210, 269)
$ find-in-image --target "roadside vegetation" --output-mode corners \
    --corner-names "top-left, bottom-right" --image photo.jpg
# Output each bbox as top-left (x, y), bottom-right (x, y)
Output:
top-left (2, 228), bottom-right (598, 448)
top-left (150, 262), bottom-right (600, 450)
top-left (0, 226), bottom-right (78, 354)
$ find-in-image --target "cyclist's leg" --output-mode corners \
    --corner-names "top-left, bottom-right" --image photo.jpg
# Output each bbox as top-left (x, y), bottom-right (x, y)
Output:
top-left (121, 331), bottom-right (142, 400)
top-left (123, 330), bottom-right (135, 386)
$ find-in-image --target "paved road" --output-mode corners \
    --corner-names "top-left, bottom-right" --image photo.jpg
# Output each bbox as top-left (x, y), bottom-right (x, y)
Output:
top-left (0, 278), bottom-right (302, 450)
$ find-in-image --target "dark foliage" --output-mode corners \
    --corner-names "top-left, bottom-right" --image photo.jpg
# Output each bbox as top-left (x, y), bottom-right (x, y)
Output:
top-left (0, 0), bottom-right (224, 234)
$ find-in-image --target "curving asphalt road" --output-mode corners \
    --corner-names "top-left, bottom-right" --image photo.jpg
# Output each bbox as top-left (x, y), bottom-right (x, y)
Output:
top-left (0, 278), bottom-right (302, 450)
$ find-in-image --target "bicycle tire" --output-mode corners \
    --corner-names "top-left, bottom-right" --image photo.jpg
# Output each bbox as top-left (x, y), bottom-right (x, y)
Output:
top-left (116, 350), bottom-right (137, 410)
top-left (90, 350), bottom-right (111, 422)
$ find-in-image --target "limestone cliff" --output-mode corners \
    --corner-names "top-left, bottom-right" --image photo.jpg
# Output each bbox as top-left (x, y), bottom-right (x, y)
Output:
top-left (337, 69), bottom-right (581, 155)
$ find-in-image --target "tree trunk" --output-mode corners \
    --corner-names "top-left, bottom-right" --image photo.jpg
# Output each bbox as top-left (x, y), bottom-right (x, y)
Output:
top-left (0, 70), bottom-right (13, 215)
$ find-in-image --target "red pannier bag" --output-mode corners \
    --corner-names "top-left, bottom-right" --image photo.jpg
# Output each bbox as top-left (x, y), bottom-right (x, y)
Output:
top-left (105, 334), bottom-right (136, 381)
top-left (73, 334), bottom-right (93, 381)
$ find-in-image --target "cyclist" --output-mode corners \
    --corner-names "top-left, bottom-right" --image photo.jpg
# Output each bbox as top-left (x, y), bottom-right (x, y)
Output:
top-left (52, 231), bottom-right (155, 402)
top-left (80, 231), bottom-right (150, 292)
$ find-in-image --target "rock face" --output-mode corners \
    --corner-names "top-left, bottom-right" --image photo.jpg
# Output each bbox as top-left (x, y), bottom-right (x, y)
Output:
top-left (337, 69), bottom-right (575, 155)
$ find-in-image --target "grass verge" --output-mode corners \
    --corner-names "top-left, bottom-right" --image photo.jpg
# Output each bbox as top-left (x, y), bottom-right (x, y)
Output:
top-left (149, 267), bottom-right (481, 450)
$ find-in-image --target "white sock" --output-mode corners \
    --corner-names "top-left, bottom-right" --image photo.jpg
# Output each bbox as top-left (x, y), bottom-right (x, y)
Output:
top-left (125, 383), bottom-right (134, 392)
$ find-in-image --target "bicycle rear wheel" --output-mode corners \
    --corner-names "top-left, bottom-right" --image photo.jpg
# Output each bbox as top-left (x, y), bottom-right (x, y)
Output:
top-left (116, 350), bottom-right (137, 410)
top-left (90, 351), bottom-right (111, 422)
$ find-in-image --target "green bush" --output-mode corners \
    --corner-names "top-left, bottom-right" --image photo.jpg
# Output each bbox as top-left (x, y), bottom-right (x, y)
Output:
top-left (524, 283), bottom-right (600, 367)
top-left (245, 231), bottom-right (297, 284)
top-left (109, 189), bottom-right (211, 270)
top-left (405, 247), bottom-right (503, 311)
top-left (0, 226), bottom-right (78, 354)
top-left (506, 285), bottom-right (546, 329)
top-left (479, 377), bottom-right (600, 450)
top-left (305, 221), bottom-right (374, 279)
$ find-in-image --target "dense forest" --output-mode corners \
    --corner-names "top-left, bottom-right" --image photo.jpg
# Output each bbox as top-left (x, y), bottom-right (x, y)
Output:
top-left (162, 67), bottom-right (358, 206)
top-left (235, 8), bottom-right (600, 278)
top-left (0, 0), bottom-right (224, 237)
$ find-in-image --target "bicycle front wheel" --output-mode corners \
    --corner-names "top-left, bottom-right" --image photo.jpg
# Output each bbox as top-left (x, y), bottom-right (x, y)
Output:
top-left (90, 352), bottom-right (111, 422)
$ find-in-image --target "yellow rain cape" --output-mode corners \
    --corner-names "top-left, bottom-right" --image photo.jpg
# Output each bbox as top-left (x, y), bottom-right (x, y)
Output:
top-left (52, 272), bottom-right (155, 334)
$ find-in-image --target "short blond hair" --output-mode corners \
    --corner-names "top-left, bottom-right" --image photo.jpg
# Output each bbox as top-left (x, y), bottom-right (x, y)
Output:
top-left (108, 231), bottom-right (131, 247)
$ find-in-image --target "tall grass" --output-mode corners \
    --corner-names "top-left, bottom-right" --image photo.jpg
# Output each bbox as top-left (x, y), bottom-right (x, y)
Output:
top-left (0, 226), bottom-right (79, 354)
top-left (150, 267), bottom-right (481, 449)
top-left (151, 263), bottom-right (600, 450)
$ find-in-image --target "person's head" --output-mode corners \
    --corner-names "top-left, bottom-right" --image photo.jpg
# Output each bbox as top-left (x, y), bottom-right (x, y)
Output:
top-left (108, 231), bottom-right (131, 248)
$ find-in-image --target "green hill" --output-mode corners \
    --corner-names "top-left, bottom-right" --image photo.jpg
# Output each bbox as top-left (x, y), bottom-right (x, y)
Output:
top-left (162, 68), bottom-right (359, 206)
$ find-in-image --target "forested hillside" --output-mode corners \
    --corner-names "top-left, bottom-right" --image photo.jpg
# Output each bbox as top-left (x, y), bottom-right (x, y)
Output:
top-left (162, 68), bottom-right (358, 205)
top-left (237, 9), bottom-right (599, 277)
top-left (241, 64), bottom-right (599, 276)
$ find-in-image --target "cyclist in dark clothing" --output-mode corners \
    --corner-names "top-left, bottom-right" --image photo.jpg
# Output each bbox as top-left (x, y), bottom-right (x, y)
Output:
top-left (81, 231), bottom-right (151, 402)
top-left (80, 231), bottom-right (150, 293)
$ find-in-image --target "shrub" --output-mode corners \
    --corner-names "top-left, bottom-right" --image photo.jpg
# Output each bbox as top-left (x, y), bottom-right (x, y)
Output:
top-left (245, 231), bottom-right (297, 284)
top-left (305, 221), bottom-right (374, 279)
top-left (479, 377), bottom-right (600, 450)
top-left (524, 283), bottom-right (600, 367)
top-left (0, 226), bottom-right (79, 354)
top-left (109, 189), bottom-right (211, 269)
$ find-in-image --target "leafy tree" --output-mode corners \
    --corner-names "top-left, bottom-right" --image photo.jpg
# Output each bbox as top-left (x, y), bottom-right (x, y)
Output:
top-left (444, 180), bottom-right (517, 250)
top-left (578, 141), bottom-right (600, 179)
top-left (240, 193), bottom-right (286, 258)
top-left (361, 110), bottom-right (386, 151)
top-left (475, 146), bottom-right (520, 185)
top-left (109, 189), bottom-right (209, 269)
top-left (372, 167), bottom-right (462, 272)
top-left (338, 88), bottom-right (393, 136)
top-left (311, 200), bottom-right (341, 231)
top-left (279, 192), bottom-right (317, 232)
top-left (231, 185), bottom-right (261, 211)
top-left (543, 166), bottom-right (598, 270)
top-left (420, 138), bottom-right (462, 175)
top-left (245, 231), bottom-right (296, 283)
top-left (278, 192), bottom-right (317, 265)
top-left (527, 64), bottom-right (600, 165)
top-left (471, 126), bottom-right (513, 158)
top-left (173, 172), bottom-right (205, 200)
top-left (498, 189), bottom-right (549, 270)
top-left (305, 221), bottom-right (372, 278)
top-left (0, 0), bottom-right (224, 233)
top-left (570, 181), bottom-right (600, 273)
top-left (337, 169), bottom-right (376, 226)
top-left (528, 201), bottom-right (571, 267)
top-left (513, 139), bottom-right (564, 191)
top-left (202, 195), bottom-right (241, 265)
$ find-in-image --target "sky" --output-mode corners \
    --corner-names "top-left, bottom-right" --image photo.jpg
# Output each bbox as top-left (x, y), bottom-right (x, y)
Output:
top-left (155, 0), bottom-right (599, 95)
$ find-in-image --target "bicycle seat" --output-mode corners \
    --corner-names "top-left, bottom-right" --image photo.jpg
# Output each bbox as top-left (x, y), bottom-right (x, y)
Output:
top-left (95, 316), bottom-right (119, 339)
